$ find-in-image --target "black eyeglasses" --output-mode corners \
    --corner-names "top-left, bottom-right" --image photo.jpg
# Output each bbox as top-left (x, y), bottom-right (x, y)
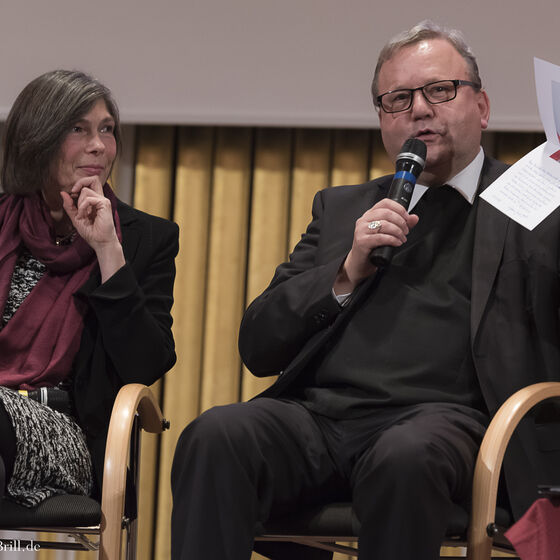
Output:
top-left (376, 79), bottom-right (481, 113)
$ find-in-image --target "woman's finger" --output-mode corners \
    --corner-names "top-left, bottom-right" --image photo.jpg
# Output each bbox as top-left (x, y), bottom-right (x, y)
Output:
top-left (60, 191), bottom-right (78, 221)
top-left (71, 175), bottom-right (104, 197)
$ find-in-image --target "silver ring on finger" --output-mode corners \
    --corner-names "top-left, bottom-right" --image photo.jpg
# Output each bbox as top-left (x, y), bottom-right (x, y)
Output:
top-left (367, 220), bottom-right (382, 232)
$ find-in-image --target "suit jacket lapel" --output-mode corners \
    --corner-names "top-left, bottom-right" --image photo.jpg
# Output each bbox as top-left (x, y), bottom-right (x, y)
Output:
top-left (117, 201), bottom-right (142, 264)
top-left (471, 157), bottom-right (510, 342)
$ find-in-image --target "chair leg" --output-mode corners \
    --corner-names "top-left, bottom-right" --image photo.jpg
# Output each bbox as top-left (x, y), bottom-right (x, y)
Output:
top-left (99, 385), bottom-right (167, 560)
top-left (99, 514), bottom-right (123, 560)
top-left (127, 517), bottom-right (138, 560)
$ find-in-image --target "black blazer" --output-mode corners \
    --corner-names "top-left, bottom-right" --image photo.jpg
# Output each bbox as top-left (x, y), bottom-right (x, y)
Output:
top-left (71, 199), bottom-right (179, 496)
top-left (239, 156), bottom-right (560, 520)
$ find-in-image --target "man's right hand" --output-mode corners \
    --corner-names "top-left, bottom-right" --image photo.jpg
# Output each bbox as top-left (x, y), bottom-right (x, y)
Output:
top-left (333, 198), bottom-right (419, 295)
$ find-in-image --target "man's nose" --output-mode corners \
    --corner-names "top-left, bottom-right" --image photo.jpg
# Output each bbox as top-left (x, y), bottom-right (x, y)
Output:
top-left (410, 89), bottom-right (434, 117)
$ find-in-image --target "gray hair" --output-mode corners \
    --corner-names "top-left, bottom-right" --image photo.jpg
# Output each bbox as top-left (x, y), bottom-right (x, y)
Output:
top-left (371, 20), bottom-right (482, 106)
top-left (1, 69), bottom-right (121, 194)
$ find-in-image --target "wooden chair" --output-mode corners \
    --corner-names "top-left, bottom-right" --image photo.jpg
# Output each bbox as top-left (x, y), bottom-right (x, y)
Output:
top-left (256, 382), bottom-right (560, 559)
top-left (0, 383), bottom-right (169, 559)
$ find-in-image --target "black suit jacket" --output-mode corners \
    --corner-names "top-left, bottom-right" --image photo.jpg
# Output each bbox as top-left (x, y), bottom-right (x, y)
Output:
top-left (239, 156), bottom-right (560, 520)
top-left (71, 199), bottom-right (179, 496)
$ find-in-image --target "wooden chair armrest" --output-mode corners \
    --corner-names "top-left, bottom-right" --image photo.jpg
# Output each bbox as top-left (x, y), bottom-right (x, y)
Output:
top-left (467, 381), bottom-right (560, 560)
top-left (99, 383), bottom-right (168, 560)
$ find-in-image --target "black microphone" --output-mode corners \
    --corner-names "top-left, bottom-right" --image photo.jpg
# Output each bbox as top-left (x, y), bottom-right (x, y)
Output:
top-left (369, 137), bottom-right (426, 268)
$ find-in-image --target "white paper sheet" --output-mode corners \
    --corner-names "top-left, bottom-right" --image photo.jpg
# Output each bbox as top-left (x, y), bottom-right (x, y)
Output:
top-left (480, 58), bottom-right (560, 230)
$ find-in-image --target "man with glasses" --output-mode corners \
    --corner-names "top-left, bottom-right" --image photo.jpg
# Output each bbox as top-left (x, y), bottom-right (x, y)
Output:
top-left (172, 20), bottom-right (558, 560)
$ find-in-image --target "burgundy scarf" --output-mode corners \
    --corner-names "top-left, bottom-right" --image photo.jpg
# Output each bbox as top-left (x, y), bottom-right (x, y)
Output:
top-left (0, 184), bottom-right (121, 389)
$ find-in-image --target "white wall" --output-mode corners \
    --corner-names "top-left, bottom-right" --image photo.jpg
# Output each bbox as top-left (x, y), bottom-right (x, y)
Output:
top-left (0, 0), bottom-right (555, 130)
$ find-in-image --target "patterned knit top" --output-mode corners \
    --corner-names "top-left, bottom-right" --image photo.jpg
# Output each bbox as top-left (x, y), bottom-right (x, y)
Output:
top-left (1, 248), bottom-right (46, 328)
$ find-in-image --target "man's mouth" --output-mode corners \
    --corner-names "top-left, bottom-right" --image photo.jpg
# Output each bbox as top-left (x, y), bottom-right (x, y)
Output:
top-left (414, 129), bottom-right (439, 141)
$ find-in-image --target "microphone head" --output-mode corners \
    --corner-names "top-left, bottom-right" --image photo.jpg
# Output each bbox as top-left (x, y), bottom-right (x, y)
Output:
top-left (397, 138), bottom-right (427, 169)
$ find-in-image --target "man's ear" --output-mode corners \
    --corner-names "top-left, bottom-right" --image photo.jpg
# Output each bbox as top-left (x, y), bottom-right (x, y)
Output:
top-left (478, 89), bottom-right (490, 130)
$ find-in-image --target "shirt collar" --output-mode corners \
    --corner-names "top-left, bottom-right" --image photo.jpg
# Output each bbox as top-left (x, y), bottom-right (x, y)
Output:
top-left (408, 147), bottom-right (485, 211)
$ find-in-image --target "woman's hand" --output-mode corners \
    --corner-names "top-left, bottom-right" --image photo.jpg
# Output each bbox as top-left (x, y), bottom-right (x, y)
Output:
top-left (333, 198), bottom-right (419, 294)
top-left (61, 177), bottom-right (125, 282)
top-left (60, 176), bottom-right (116, 247)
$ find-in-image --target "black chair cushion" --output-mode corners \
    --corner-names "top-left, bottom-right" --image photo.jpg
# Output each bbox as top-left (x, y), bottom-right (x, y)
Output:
top-left (261, 502), bottom-right (358, 537)
top-left (260, 502), bottom-right (513, 541)
top-left (0, 494), bottom-right (101, 528)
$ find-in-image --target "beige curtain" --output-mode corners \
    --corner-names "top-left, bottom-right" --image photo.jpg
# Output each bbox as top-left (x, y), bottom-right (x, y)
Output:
top-left (35, 126), bottom-right (543, 560)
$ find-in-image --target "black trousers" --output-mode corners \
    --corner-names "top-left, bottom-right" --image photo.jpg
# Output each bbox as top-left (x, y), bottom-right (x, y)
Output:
top-left (171, 398), bottom-right (487, 560)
